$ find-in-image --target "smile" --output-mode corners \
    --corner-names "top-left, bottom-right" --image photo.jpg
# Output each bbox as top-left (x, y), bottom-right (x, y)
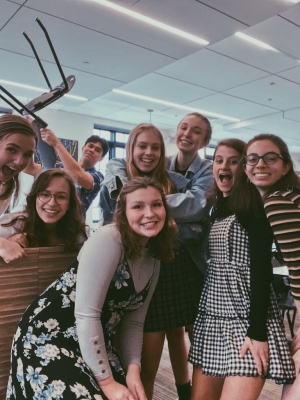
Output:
top-left (253, 173), bottom-right (270, 177)
top-left (180, 139), bottom-right (192, 145)
top-left (2, 165), bottom-right (19, 176)
top-left (140, 221), bottom-right (157, 227)
top-left (140, 158), bottom-right (153, 164)
top-left (42, 209), bottom-right (59, 215)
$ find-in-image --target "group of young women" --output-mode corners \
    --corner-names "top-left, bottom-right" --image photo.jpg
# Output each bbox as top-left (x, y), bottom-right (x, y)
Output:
top-left (0, 112), bottom-right (299, 400)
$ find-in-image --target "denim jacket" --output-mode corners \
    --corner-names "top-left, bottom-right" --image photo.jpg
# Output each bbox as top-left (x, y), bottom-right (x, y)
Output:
top-left (99, 155), bottom-right (213, 274)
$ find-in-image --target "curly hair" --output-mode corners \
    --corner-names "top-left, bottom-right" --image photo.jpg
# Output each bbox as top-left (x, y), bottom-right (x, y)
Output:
top-left (4, 169), bottom-right (87, 251)
top-left (125, 123), bottom-right (174, 195)
top-left (113, 176), bottom-right (175, 261)
top-left (0, 114), bottom-right (38, 204)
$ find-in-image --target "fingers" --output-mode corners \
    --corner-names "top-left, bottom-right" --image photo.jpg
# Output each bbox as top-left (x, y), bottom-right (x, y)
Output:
top-left (239, 341), bottom-right (248, 358)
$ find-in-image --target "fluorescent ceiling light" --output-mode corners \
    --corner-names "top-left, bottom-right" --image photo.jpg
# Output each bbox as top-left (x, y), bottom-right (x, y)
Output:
top-left (0, 79), bottom-right (87, 101)
top-left (89, 0), bottom-right (209, 45)
top-left (235, 32), bottom-right (278, 51)
top-left (112, 89), bottom-right (240, 122)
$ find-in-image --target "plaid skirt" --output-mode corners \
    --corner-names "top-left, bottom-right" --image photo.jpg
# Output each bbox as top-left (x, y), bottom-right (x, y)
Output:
top-left (144, 246), bottom-right (204, 332)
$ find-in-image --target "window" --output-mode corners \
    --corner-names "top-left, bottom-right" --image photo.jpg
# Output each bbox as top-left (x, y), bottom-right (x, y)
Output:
top-left (0, 107), bottom-right (12, 116)
top-left (205, 146), bottom-right (215, 160)
top-left (92, 125), bottom-right (129, 223)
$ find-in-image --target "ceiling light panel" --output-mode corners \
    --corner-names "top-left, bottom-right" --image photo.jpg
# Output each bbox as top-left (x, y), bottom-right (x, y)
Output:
top-left (88, 0), bottom-right (209, 45)
top-left (112, 89), bottom-right (240, 122)
top-left (235, 32), bottom-right (278, 51)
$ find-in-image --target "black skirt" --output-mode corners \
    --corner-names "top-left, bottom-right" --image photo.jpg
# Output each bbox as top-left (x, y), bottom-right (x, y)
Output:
top-left (144, 246), bottom-right (204, 332)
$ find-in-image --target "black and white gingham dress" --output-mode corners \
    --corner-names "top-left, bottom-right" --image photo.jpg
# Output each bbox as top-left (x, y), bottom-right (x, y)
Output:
top-left (189, 214), bottom-right (295, 384)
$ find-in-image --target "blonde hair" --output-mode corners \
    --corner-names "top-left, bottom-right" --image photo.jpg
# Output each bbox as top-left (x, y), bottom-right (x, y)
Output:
top-left (125, 123), bottom-right (174, 194)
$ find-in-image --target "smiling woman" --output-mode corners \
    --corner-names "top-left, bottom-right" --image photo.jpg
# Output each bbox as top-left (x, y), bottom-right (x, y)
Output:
top-left (0, 114), bottom-right (38, 215)
top-left (6, 177), bottom-right (175, 400)
top-left (0, 169), bottom-right (87, 253)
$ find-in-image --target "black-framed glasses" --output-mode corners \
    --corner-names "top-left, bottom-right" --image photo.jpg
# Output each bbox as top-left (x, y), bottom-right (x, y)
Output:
top-left (37, 191), bottom-right (69, 205)
top-left (245, 152), bottom-right (284, 166)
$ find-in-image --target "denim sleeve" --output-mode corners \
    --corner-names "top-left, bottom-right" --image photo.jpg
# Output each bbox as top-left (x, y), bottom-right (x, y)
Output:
top-left (166, 163), bottom-right (213, 223)
top-left (99, 184), bottom-right (117, 225)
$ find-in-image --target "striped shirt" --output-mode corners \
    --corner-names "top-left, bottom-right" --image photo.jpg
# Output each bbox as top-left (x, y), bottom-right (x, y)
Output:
top-left (264, 189), bottom-right (300, 300)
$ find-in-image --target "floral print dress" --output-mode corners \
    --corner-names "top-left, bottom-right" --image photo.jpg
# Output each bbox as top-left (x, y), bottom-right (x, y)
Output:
top-left (6, 258), bottom-right (154, 400)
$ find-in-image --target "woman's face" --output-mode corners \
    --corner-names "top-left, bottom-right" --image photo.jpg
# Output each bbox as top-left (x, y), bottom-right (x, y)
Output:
top-left (36, 177), bottom-right (70, 227)
top-left (0, 133), bottom-right (36, 183)
top-left (213, 145), bottom-right (241, 197)
top-left (132, 130), bottom-right (162, 174)
top-left (176, 115), bottom-right (207, 155)
top-left (244, 139), bottom-right (290, 196)
top-left (125, 186), bottom-right (166, 246)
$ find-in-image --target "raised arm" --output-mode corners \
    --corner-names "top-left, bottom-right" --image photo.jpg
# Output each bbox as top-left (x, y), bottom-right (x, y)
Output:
top-left (40, 128), bottom-right (94, 190)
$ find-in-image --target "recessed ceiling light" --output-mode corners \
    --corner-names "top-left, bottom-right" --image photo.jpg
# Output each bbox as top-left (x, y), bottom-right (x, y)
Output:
top-left (0, 79), bottom-right (87, 101)
top-left (88, 0), bottom-right (209, 45)
top-left (112, 89), bottom-right (240, 122)
top-left (235, 32), bottom-right (278, 51)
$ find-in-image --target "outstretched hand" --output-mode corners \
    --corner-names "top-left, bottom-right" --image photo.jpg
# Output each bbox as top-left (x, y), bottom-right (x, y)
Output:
top-left (239, 336), bottom-right (269, 376)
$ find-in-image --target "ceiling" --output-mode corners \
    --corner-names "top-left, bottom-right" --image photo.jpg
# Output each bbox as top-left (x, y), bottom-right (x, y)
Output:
top-left (1, 0), bottom-right (300, 168)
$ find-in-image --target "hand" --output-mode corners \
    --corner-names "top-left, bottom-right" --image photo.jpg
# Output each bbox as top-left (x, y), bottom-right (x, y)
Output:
top-left (126, 364), bottom-right (147, 400)
top-left (40, 128), bottom-right (60, 147)
top-left (168, 218), bottom-right (178, 235)
top-left (239, 336), bottom-right (269, 376)
top-left (0, 237), bottom-right (26, 263)
top-left (8, 233), bottom-right (29, 248)
top-left (98, 376), bottom-right (136, 400)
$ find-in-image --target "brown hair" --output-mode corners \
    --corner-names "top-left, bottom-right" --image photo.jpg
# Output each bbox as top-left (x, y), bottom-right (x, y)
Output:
top-left (125, 123), bottom-right (174, 194)
top-left (114, 176), bottom-right (175, 261)
top-left (0, 114), bottom-right (38, 204)
top-left (245, 133), bottom-right (300, 196)
top-left (177, 112), bottom-right (212, 146)
top-left (4, 169), bottom-right (87, 251)
top-left (207, 139), bottom-right (246, 221)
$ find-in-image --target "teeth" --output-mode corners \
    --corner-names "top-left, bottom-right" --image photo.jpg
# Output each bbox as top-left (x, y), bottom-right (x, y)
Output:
top-left (141, 222), bottom-right (156, 227)
top-left (43, 209), bottom-right (58, 214)
top-left (181, 140), bottom-right (191, 144)
top-left (254, 173), bottom-right (269, 177)
top-left (141, 159), bottom-right (153, 163)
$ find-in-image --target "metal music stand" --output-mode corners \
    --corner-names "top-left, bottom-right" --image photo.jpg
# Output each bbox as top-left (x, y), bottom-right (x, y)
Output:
top-left (0, 18), bottom-right (76, 167)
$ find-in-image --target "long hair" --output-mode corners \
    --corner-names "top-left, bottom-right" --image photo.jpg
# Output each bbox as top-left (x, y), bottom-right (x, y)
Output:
top-left (4, 169), bottom-right (87, 251)
top-left (206, 139), bottom-right (247, 221)
top-left (246, 133), bottom-right (300, 198)
top-left (113, 177), bottom-right (175, 261)
top-left (125, 123), bottom-right (174, 194)
top-left (0, 114), bottom-right (38, 203)
top-left (177, 112), bottom-right (212, 146)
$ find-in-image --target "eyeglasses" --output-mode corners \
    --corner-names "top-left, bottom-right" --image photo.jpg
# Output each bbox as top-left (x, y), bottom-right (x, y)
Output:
top-left (37, 191), bottom-right (69, 205)
top-left (245, 152), bottom-right (284, 166)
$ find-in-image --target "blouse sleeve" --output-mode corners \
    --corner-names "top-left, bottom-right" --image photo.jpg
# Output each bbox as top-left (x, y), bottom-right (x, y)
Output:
top-left (264, 192), bottom-right (300, 300)
top-left (239, 213), bottom-right (273, 341)
top-left (75, 225), bottom-right (123, 381)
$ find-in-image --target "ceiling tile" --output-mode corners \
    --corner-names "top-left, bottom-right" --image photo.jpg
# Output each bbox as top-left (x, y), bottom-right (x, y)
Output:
top-left (224, 75), bottom-right (300, 110)
top-left (156, 49), bottom-right (270, 92)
